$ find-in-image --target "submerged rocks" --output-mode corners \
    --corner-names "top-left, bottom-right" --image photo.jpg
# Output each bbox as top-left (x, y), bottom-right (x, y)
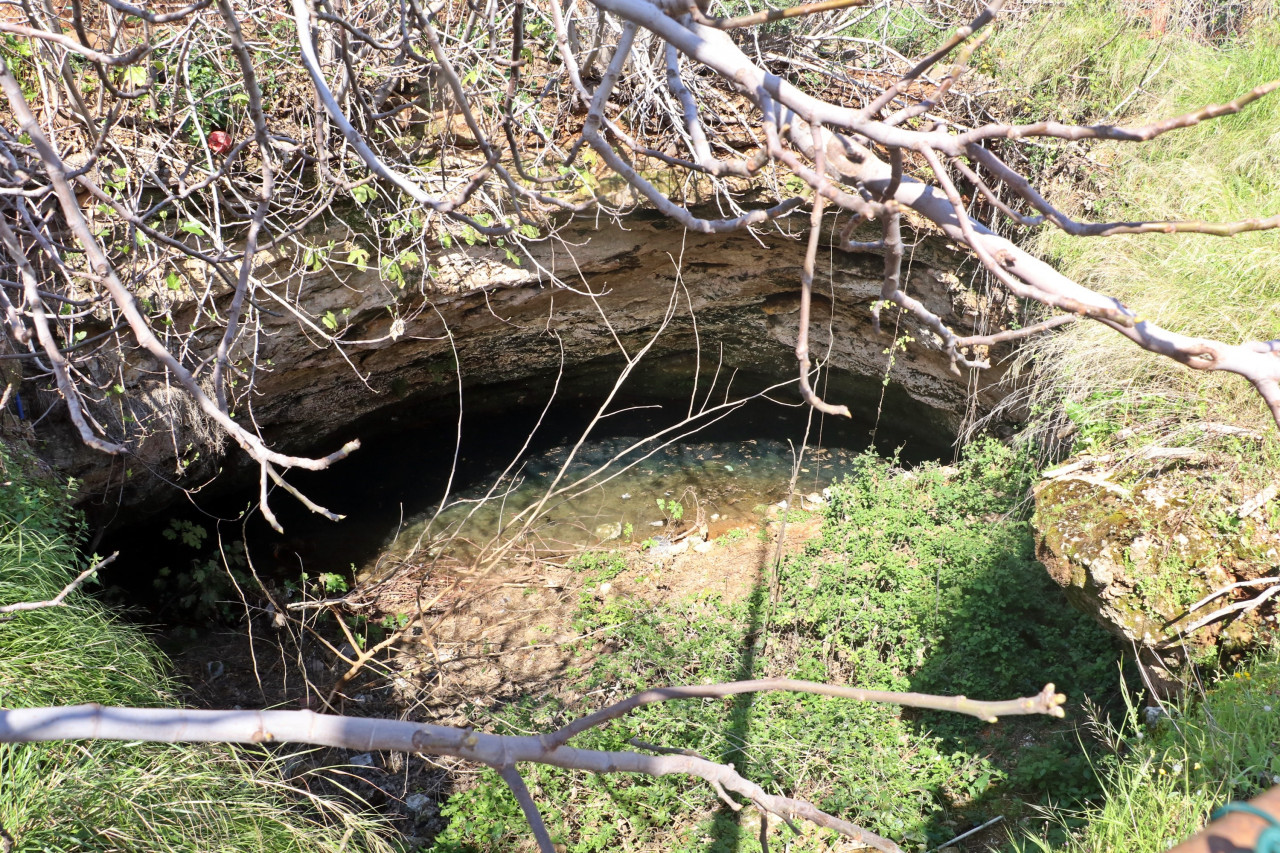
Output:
top-left (594, 521), bottom-right (623, 542)
top-left (646, 535), bottom-right (688, 560)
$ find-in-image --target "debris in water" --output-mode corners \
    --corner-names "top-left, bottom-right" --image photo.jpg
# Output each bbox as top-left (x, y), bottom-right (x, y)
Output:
top-left (647, 535), bottom-right (688, 559)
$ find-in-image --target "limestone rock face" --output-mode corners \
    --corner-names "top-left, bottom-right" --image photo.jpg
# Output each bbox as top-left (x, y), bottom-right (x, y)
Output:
top-left (36, 213), bottom-right (1019, 520)
top-left (1032, 455), bottom-right (1280, 692)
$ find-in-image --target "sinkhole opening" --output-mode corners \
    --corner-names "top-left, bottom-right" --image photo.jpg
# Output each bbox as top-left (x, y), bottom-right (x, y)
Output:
top-left (101, 348), bottom-right (958, 625)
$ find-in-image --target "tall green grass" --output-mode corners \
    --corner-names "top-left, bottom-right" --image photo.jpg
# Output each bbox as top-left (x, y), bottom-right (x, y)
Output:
top-left (0, 445), bottom-right (392, 853)
top-left (1015, 655), bottom-right (1280, 853)
top-left (989, 0), bottom-right (1280, 441)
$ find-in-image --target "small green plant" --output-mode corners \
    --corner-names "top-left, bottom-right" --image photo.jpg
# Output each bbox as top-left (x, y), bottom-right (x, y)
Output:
top-left (152, 518), bottom-right (250, 624)
top-left (656, 497), bottom-right (684, 524)
top-left (161, 518), bottom-right (207, 549)
top-left (1130, 552), bottom-right (1203, 621)
top-left (717, 528), bottom-right (748, 546)
top-left (880, 332), bottom-right (915, 386)
top-left (381, 613), bottom-right (410, 631)
top-left (317, 572), bottom-right (349, 595)
top-left (569, 550), bottom-right (627, 585)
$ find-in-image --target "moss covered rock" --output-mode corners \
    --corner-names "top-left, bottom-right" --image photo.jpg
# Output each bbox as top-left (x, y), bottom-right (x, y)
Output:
top-left (1032, 454), bottom-right (1280, 693)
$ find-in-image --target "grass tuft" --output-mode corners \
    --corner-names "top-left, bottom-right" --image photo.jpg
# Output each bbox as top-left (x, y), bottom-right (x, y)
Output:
top-left (0, 444), bottom-right (393, 853)
top-left (1014, 654), bottom-right (1280, 853)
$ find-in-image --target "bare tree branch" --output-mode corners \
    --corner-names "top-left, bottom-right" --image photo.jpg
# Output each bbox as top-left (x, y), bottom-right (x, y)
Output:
top-left (2, 0), bottom-right (1278, 524)
top-left (0, 20), bottom-right (150, 66)
top-left (0, 553), bottom-right (118, 616)
top-left (0, 681), bottom-right (1064, 853)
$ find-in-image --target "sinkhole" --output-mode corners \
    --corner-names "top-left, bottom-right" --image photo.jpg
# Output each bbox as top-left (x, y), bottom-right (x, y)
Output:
top-left (101, 344), bottom-right (961, 624)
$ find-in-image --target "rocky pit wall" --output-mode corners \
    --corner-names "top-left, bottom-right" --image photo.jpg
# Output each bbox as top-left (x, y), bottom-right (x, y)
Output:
top-left (21, 207), bottom-right (1280, 683)
top-left (33, 211), bottom-right (1019, 519)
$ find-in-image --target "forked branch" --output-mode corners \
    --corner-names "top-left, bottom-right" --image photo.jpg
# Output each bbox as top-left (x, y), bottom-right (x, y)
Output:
top-left (0, 682), bottom-right (1065, 853)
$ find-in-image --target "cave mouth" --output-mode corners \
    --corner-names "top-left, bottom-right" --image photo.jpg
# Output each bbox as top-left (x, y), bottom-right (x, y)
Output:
top-left (102, 346), bottom-right (958, 621)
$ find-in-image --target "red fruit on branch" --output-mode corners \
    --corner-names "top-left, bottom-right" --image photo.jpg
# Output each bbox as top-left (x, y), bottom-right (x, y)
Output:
top-left (208, 131), bottom-right (233, 155)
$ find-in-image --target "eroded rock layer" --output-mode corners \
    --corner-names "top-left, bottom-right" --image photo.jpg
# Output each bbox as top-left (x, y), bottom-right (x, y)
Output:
top-left (35, 213), bottom-right (1016, 519)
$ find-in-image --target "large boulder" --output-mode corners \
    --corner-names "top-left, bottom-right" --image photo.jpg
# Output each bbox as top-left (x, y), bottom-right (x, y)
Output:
top-left (1032, 448), bottom-right (1280, 693)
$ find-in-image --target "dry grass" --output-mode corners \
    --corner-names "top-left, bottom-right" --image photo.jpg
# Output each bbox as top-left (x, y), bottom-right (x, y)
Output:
top-left (986, 0), bottom-right (1280, 449)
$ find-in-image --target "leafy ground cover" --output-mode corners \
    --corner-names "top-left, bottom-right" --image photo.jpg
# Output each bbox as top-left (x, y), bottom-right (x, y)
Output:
top-left (428, 441), bottom-right (1127, 853)
top-left (0, 444), bottom-right (392, 853)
